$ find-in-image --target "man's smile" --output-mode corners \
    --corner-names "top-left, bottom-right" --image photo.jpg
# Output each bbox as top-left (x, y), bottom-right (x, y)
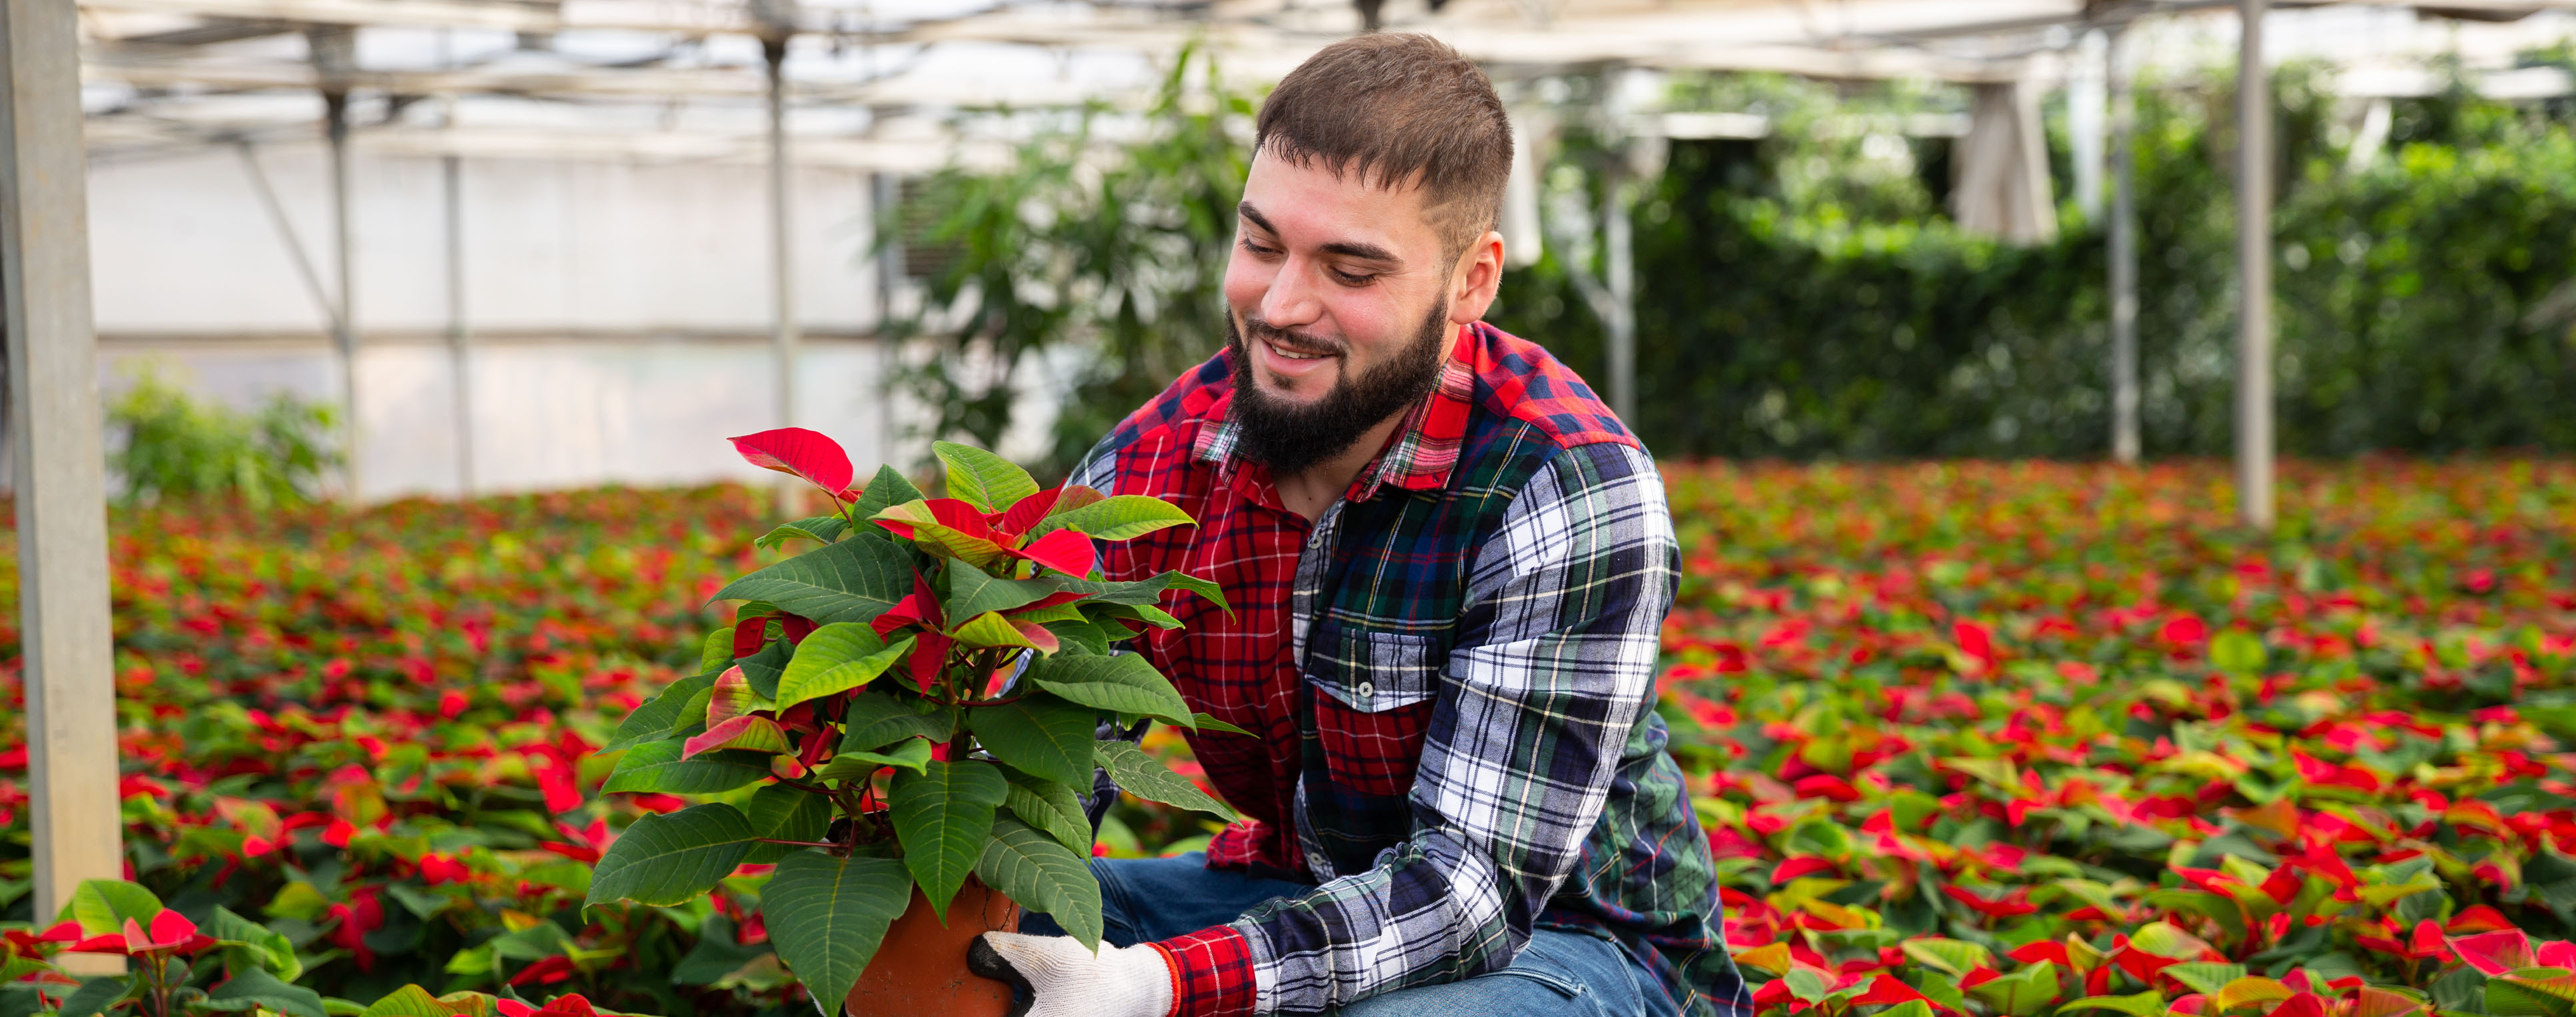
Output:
top-left (1255, 334), bottom-right (1343, 384)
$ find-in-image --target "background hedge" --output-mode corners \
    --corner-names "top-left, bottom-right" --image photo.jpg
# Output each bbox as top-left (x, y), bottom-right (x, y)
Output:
top-left (1485, 63), bottom-right (2576, 460)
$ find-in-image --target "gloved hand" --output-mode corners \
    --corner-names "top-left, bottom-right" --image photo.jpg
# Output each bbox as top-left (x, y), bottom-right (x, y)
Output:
top-left (968, 932), bottom-right (1175, 1017)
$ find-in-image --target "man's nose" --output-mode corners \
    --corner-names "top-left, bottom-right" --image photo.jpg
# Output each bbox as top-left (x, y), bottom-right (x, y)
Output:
top-left (1258, 257), bottom-right (1325, 330)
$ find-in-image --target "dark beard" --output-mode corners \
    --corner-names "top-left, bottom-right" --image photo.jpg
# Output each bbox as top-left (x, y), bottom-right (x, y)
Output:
top-left (1225, 301), bottom-right (1451, 477)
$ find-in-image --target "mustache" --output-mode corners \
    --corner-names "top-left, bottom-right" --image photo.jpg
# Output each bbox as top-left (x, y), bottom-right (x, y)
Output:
top-left (1237, 314), bottom-right (1345, 357)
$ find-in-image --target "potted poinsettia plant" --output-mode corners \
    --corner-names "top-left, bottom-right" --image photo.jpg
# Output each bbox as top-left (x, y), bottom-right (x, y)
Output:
top-left (583, 429), bottom-right (1234, 1016)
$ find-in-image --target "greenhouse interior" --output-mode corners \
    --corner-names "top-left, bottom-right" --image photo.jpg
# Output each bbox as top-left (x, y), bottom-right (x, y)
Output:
top-left (1, 0), bottom-right (2573, 1016)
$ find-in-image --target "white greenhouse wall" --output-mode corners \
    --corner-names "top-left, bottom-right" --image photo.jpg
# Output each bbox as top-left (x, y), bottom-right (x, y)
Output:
top-left (70, 142), bottom-right (1041, 503)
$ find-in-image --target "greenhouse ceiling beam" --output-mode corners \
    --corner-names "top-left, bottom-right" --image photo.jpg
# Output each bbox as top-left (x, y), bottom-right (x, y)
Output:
top-left (1, 0), bottom-right (126, 951)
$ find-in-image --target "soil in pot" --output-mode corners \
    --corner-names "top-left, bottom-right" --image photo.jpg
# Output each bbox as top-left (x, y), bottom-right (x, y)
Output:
top-left (845, 878), bottom-right (1020, 1017)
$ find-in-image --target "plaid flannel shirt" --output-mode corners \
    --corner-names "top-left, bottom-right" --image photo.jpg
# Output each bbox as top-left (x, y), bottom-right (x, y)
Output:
top-left (1069, 323), bottom-right (1749, 1017)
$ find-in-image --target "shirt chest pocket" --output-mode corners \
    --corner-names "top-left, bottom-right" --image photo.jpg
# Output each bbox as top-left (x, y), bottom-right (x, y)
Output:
top-left (1305, 628), bottom-right (1443, 798)
top-left (1307, 627), bottom-right (1443, 712)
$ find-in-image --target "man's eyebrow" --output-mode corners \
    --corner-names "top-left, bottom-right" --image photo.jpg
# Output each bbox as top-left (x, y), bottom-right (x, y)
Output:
top-left (1319, 241), bottom-right (1399, 263)
top-left (1237, 201), bottom-right (1278, 236)
top-left (1235, 201), bottom-right (1401, 265)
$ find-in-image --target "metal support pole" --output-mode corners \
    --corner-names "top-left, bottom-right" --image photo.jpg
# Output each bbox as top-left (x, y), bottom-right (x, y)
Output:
top-left (444, 154), bottom-right (473, 496)
top-left (1601, 163), bottom-right (1637, 427)
top-left (313, 27), bottom-right (361, 504)
top-left (2, 0), bottom-right (126, 942)
top-left (764, 34), bottom-right (801, 516)
top-left (2108, 24), bottom-right (2141, 465)
top-left (2235, 0), bottom-right (2274, 529)
top-left (324, 90), bottom-right (361, 503)
top-left (873, 171), bottom-right (902, 470)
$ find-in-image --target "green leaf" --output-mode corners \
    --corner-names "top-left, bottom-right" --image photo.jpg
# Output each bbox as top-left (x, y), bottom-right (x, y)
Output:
top-left (671, 913), bottom-right (773, 986)
top-left (211, 967), bottom-right (329, 1017)
top-left (1965, 960), bottom-right (2061, 1017)
top-left (934, 441), bottom-right (1039, 513)
top-left (968, 692), bottom-right (1098, 786)
top-left (1055, 571), bottom-right (1228, 613)
top-left (2492, 978), bottom-right (2576, 1017)
top-left (1190, 713), bottom-right (1255, 737)
top-left (815, 738), bottom-right (934, 778)
top-left (607, 671), bottom-right (721, 753)
top-left (2499, 970), bottom-right (2576, 1006)
top-left (977, 816), bottom-right (1105, 950)
top-left (2059, 992), bottom-right (2169, 1017)
top-left (741, 783), bottom-right (835, 866)
top-left (2211, 630), bottom-right (2267, 674)
top-left (713, 534), bottom-right (915, 626)
top-left (1095, 740), bottom-right (1233, 819)
top-left (776, 624), bottom-right (909, 710)
top-left (358, 985), bottom-right (452, 1017)
top-left (873, 504), bottom-right (1011, 568)
top-left (2129, 921), bottom-right (2217, 959)
top-left (585, 804), bottom-right (757, 910)
top-left (947, 564), bottom-right (1062, 623)
top-left (760, 850), bottom-right (915, 1011)
top-left (1026, 654), bottom-right (1193, 727)
top-left (1043, 619), bottom-right (1112, 656)
top-left (889, 759), bottom-right (1010, 921)
top-left (840, 691), bottom-right (954, 750)
top-left (2163, 964), bottom-right (2249, 997)
top-left (1881, 1002), bottom-right (1936, 1017)
top-left (1899, 937), bottom-right (1994, 977)
top-left (59, 978), bottom-right (129, 1017)
top-left (684, 716), bottom-right (792, 758)
top-left (1002, 769), bottom-right (1093, 856)
top-left (732, 632), bottom-right (794, 702)
top-left (2213, 977), bottom-right (2297, 1012)
top-left (953, 611), bottom-right (1045, 650)
top-left (66, 879), bottom-right (162, 935)
top-left (206, 905), bottom-right (301, 980)
top-left (756, 515), bottom-right (850, 551)
top-left (849, 464), bottom-right (925, 522)
top-left (601, 740), bottom-right (772, 794)
top-left (1029, 495), bottom-right (1195, 541)
top-left (699, 628), bottom-right (737, 674)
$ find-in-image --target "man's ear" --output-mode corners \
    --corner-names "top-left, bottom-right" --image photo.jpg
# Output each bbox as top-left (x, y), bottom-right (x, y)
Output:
top-left (1446, 229), bottom-right (1507, 325)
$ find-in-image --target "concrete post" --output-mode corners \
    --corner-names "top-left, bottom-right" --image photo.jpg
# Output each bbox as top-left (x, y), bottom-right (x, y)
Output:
top-left (2, 0), bottom-right (127, 943)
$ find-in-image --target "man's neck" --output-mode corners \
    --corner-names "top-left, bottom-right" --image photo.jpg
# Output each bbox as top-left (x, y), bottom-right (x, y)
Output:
top-left (1271, 410), bottom-right (1410, 523)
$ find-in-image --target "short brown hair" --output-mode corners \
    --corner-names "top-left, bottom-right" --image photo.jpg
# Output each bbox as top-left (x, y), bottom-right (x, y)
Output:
top-left (1255, 33), bottom-right (1512, 261)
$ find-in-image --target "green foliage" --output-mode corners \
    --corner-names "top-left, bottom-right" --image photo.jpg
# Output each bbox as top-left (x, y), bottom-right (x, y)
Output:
top-left (107, 369), bottom-right (337, 508)
top-left (882, 43), bottom-right (1250, 478)
top-left (1491, 68), bottom-right (2576, 457)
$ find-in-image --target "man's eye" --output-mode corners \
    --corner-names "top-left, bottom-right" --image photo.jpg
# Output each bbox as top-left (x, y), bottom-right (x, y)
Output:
top-left (1241, 238), bottom-right (1279, 256)
top-left (1331, 269), bottom-right (1377, 286)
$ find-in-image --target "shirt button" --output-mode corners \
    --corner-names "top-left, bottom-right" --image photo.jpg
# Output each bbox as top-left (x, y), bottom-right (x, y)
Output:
top-left (1356, 681), bottom-right (1375, 698)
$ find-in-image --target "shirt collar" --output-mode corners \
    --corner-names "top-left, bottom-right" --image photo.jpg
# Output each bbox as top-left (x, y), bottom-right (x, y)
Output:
top-left (1193, 323), bottom-right (1479, 501)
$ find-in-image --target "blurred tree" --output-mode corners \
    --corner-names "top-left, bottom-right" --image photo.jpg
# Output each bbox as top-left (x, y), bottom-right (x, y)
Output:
top-left (108, 368), bottom-right (339, 508)
top-left (1492, 62), bottom-right (2576, 459)
top-left (881, 43), bottom-right (1251, 480)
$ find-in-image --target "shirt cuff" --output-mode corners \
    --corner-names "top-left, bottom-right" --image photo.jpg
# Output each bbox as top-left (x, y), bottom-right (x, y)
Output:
top-left (1149, 926), bottom-right (1258, 1017)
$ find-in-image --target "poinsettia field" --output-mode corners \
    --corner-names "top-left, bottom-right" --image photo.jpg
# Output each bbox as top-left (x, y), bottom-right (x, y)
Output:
top-left (0, 459), bottom-right (2568, 1017)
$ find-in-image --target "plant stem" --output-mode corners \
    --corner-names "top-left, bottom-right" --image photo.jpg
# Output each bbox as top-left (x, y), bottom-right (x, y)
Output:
top-left (753, 838), bottom-right (842, 848)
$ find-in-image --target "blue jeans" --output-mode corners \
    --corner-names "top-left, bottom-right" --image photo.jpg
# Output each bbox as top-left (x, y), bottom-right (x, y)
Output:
top-left (1017, 852), bottom-right (1681, 1017)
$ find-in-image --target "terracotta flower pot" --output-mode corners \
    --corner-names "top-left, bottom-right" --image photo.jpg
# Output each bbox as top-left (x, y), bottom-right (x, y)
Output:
top-left (844, 878), bottom-right (1021, 1017)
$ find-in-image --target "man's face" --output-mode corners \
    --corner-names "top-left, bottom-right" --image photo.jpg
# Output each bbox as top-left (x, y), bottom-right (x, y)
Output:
top-left (1221, 150), bottom-right (1503, 473)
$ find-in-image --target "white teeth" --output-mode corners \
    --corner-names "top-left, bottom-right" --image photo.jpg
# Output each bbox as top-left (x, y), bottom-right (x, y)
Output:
top-left (1268, 340), bottom-right (1325, 361)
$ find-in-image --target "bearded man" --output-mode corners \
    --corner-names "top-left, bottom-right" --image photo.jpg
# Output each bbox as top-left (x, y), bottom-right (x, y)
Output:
top-left (971, 33), bottom-right (1749, 1017)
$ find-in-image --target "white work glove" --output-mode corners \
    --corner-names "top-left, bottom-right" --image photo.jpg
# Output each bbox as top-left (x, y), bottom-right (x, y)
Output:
top-left (969, 931), bottom-right (1175, 1017)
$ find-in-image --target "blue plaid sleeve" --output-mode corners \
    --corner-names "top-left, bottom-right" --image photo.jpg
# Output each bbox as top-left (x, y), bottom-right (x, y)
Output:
top-left (1218, 441), bottom-right (1680, 1013)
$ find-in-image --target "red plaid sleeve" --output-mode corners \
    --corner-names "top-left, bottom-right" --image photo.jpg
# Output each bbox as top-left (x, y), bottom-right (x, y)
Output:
top-left (1149, 926), bottom-right (1259, 1017)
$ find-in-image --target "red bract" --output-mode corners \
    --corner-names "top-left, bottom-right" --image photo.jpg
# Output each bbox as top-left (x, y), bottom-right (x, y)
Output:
top-left (728, 427), bottom-right (855, 499)
top-left (871, 491), bottom-right (1102, 578)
